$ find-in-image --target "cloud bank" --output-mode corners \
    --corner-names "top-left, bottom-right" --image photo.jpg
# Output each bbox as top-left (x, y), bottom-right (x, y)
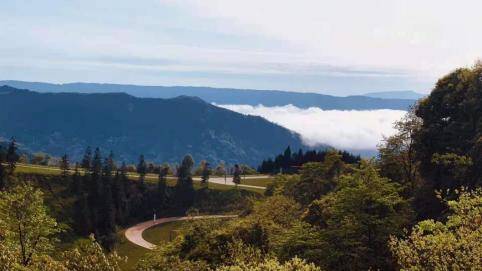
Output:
top-left (217, 104), bottom-right (406, 151)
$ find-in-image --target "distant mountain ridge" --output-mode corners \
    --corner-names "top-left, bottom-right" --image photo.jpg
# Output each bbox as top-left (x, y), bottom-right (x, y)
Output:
top-left (0, 80), bottom-right (416, 110)
top-left (0, 85), bottom-right (305, 165)
top-left (363, 90), bottom-right (426, 100)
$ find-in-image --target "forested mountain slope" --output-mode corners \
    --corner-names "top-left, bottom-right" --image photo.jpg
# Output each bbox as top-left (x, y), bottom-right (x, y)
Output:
top-left (0, 85), bottom-right (303, 164)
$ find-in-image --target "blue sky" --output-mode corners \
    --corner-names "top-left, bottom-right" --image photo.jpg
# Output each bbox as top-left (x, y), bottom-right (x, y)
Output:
top-left (1, 0), bottom-right (481, 96)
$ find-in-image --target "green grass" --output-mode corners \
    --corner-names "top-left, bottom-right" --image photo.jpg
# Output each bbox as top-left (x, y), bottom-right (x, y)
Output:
top-left (14, 163), bottom-right (265, 194)
top-left (116, 221), bottom-right (186, 271)
top-left (240, 177), bottom-right (274, 187)
top-left (142, 221), bottom-right (187, 246)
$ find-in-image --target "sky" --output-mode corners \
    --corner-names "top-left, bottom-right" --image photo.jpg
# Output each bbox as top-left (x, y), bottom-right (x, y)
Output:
top-left (1, 0), bottom-right (481, 95)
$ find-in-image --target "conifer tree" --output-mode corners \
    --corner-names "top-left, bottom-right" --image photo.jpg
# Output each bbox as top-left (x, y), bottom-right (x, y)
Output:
top-left (175, 155), bottom-right (195, 207)
top-left (200, 161), bottom-right (211, 186)
top-left (6, 137), bottom-right (18, 174)
top-left (233, 164), bottom-right (242, 185)
top-left (137, 155), bottom-right (147, 184)
top-left (158, 164), bottom-right (169, 209)
top-left (81, 146), bottom-right (92, 171)
top-left (112, 169), bottom-right (128, 225)
top-left (0, 145), bottom-right (5, 191)
top-left (60, 154), bottom-right (70, 177)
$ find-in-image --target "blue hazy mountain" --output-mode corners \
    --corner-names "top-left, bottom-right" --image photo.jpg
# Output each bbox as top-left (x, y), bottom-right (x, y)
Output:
top-left (0, 85), bottom-right (304, 165)
top-left (363, 90), bottom-right (426, 100)
top-left (0, 80), bottom-right (415, 110)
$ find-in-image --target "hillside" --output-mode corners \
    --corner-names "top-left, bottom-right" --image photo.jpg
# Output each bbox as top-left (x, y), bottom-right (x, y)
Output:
top-left (0, 85), bottom-right (303, 165)
top-left (0, 80), bottom-right (416, 110)
top-left (363, 90), bottom-right (426, 100)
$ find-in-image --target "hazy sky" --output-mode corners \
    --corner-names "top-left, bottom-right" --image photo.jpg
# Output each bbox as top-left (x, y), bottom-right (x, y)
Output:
top-left (1, 0), bottom-right (481, 95)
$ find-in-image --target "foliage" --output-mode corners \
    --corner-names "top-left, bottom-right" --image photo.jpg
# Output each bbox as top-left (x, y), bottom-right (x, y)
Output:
top-left (282, 151), bottom-right (346, 205)
top-left (413, 64), bottom-right (482, 217)
top-left (378, 109), bottom-right (422, 196)
top-left (390, 189), bottom-right (482, 271)
top-left (258, 146), bottom-right (359, 174)
top-left (302, 161), bottom-right (412, 270)
top-left (61, 235), bottom-right (125, 271)
top-left (0, 184), bottom-right (62, 267)
top-left (217, 257), bottom-right (321, 271)
top-left (233, 164), bottom-right (242, 185)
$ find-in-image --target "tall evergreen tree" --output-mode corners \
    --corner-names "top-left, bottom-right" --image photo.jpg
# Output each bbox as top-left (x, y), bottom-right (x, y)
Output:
top-left (175, 155), bottom-right (195, 207)
top-left (81, 146), bottom-right (92, 171)
top-left (112, 169), bottom-right (128, 225)
top-left (6, 137), bottom-right (18, 174)
top-left (137, 155), bottom-right (147, 184)
top-left (60, 154), bottom-right (70, 178)
top-left (0, 145), bottom-right (6, 191)
top-left (233, 164), bottom-right (242, 185)
top-left (158, 164), bottom-right (169, 208)
top-left (200, 161), bottom-right (211, 186)
top-left (98, 162), bottom-right (117, 250)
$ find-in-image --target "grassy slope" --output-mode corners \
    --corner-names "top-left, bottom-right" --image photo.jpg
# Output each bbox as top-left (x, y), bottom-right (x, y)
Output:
top-left (117, 221), bottom-right (186, 270)
top-left (14, 163), bottom-right (268, 193)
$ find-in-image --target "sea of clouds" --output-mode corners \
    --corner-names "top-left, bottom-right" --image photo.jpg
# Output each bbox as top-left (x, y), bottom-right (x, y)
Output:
top-left (216, 104), bottom-right (407, 151)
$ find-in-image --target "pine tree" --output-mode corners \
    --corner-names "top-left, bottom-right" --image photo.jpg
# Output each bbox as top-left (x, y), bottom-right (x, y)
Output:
top-left (200, 161), bottom-right (211, 186)
top-left (0, 145), bottom-right (5, 191)
top-left (60, 154), bottom-right (70, 177)
top-left (112, 169), bottom-right (128, 225)
top-left (158, 164), bottom-right (169, 209)
top-left (175, 155), bottom-right (195, 207)
top-left (81, 146), bottom-right (92, 171)
top-left (6, 137), bottom-right (19, 174)
top-left (233, 164), bottom-right (242, 185)
top-left (137, 155), bottom-right (147, 184)
top-left (0, 160), bottom-right (5, 191)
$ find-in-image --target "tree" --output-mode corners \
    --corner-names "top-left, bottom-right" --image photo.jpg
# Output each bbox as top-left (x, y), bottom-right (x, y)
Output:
top-left (175, 155), bottom-right (195, 207)
top-left (81, 146), bottom-right (92, 172)
top-left (61, 235), bottom-right (124, 271)
top-left (60, 154), bottom-right (70, 177)
top-left (303, 161), bottom-right (412, 270)
top-left (158, 164), bottom-right (169, 209)
top-left (137, 155), bottom-right (147, 183)
top-left (0, 184), bottom-right (62, 267)
top-left (414, 64), bottom-right (482, 207)
top-left (200, 161), bottom-right (211, 186)
top-left (233, 164), bottom-right (242, 185)
top-left (6, 137), bottom-right (18, 174)
top-left (390, 189), bottom-right (482, 270)
top-left (378, 109), bottom-right (422, 197)
top-left (289, 152), bottom-right (344, 206)
top-left (0, 146), bottom-right (5, 191)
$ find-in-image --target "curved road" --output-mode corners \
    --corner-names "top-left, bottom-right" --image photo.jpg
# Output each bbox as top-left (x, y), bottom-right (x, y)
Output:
top-left (125, 215), bottom-right (238, 250)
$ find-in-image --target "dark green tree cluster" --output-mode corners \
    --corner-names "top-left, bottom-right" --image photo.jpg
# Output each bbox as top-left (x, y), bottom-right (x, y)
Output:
top-left (258, 146), bottom-right (360, 174)
top-left (71, 147), bottom-right (172, 250)
top-left (175, 155), bottom-right (196, 207)
top-left (0, 137), bottom-right (19, 191)
top-left (378, 63), bottom-right (482, 220)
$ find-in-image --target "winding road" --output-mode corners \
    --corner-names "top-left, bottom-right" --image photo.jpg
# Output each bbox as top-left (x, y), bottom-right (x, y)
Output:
top-left (125, 215), bottom-right (238, 250)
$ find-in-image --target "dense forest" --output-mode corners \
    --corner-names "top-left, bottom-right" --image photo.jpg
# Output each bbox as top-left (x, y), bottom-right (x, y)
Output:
top-left (257, 147), bottom-right (360, 174)
top-left (0, 63), bottom-right (481, 270)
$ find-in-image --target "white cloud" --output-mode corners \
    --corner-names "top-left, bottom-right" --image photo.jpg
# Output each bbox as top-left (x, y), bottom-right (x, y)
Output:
top-left (216, 104), bottom-right (406, 150)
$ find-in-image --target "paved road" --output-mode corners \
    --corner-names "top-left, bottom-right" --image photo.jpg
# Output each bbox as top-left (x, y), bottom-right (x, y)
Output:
top-left (125, 215), bottom-right (238, 250)
top-left (15, 163), bottom-right (268, 190)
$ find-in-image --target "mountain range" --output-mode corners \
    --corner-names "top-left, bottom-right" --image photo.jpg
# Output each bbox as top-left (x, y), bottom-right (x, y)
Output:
top-left (363, 90), bottom-right (426, 100)
top-left (0, 81), bottom-right (416, 110)
top-left (0, 85), bottom-right (304, 165)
